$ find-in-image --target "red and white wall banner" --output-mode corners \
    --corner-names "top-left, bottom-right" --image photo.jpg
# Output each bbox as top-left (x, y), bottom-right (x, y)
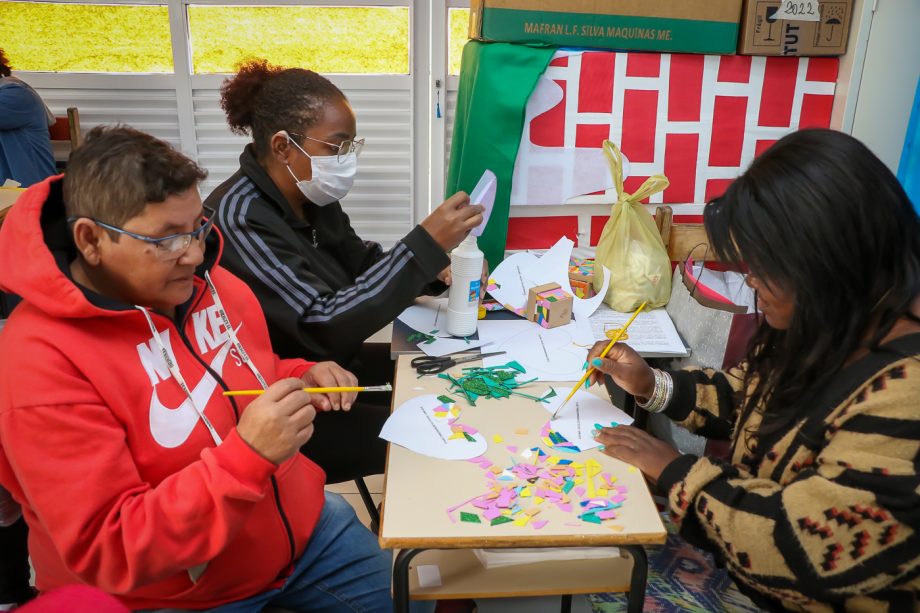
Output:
top-left (511, 50), bottom-right (839, 208)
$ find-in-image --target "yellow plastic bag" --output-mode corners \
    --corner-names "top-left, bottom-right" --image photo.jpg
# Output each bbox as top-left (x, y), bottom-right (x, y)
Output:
top-left (593, 141), bottom-right (671, 312)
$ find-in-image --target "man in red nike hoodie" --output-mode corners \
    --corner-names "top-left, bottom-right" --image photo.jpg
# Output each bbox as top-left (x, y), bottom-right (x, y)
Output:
top-left (0, 126), bottom-right (392, 611)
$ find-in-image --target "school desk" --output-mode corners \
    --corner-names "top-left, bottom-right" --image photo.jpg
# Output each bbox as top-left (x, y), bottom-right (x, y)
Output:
top-left (379, 355), bottom-right (667, 612)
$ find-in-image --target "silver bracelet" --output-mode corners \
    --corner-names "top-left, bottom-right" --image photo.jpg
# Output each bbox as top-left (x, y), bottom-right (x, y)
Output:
top-left (636, 369), bottom-right (673, 413)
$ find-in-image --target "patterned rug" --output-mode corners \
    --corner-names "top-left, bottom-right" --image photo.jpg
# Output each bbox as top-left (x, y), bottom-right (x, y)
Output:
top-left (587, 514), bottom-right (764, 613)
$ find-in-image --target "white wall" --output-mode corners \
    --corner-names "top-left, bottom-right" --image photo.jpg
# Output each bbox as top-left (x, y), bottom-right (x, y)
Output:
top-left (849, 0), bottom-right (920, 172)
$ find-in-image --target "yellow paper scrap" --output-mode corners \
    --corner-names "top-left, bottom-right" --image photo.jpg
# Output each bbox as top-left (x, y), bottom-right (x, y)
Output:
top-left (513, 515), bottom-right (532, 527)
top-left (586, 472), bottom-right (596, 499)
top-left (628, 466), bottom-right (637, 473)
top-left (571, 462), bottom-right (584, 469)
top-left (521, 487), bottom-right (532, 497)
top-left (546, 456), bottom-right (561, 465)
top-left (501, 509), bottom-right (512, 515)
top-left (534, 496), bottom-right (545, 505)
top-left (492, 434), bottom-right (504, 443)
top-left (449, 432), bottom-right (464, 440)
top-left (586, 459), bottom-right (603, 477)
top-left (450, 407), bottom-right (461, 418)
top-left (597, 488), bottom-right (608, 497)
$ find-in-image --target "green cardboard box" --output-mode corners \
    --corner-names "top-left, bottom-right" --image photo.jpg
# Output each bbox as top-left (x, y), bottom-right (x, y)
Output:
top-left (470, 0), bottom-right (744, 55)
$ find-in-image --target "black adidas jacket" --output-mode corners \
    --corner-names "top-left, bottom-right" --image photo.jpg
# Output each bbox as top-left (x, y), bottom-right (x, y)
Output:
top-left (206, 145), bottom-right (449, 365)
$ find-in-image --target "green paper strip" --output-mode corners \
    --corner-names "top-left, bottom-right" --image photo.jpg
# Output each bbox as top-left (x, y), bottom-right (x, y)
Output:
top-left (460, 512), bottom-right (481, 524)
top-left (491, 515), bottom-right (513, 526)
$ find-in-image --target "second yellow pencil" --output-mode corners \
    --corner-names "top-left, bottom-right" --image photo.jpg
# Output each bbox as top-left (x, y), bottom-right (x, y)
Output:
top-left (223, 384), bottom-right (392, 397)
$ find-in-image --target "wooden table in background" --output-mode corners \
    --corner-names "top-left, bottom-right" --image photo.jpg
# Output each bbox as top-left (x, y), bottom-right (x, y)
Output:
top-left (379, 355), bottom-right (667, 612)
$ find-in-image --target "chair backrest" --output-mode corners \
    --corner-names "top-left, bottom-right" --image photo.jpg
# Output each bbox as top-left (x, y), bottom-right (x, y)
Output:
top-left (48, 107), bottom-right (82, 167)
top-left (655, 205), bottom-right (718, 262)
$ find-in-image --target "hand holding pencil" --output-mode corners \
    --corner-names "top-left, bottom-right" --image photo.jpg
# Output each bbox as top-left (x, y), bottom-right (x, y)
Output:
top-left (552, 301), bottom-right (647, 420)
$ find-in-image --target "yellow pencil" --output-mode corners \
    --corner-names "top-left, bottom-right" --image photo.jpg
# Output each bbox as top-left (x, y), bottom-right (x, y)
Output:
top-left (551, 301), bottom-right (648, 420)
top-left (223, 384), bottom-right (392, 397)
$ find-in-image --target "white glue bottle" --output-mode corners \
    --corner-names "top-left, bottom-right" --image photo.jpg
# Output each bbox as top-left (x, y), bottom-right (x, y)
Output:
top-left (446, 234), bottom-right (484, 337)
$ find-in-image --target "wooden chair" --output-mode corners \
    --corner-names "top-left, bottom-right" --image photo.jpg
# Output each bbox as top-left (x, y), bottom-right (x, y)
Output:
top-left (48, 107), bottom-right (82, 169)
top-left (654, 205), bottom-right (717, 263)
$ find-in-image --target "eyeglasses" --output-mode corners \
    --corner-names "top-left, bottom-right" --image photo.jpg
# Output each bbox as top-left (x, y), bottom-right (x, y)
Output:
top-left (289, 132), bottom-right (364, 163)
top-left (67, 206), bottom-right (216, 261)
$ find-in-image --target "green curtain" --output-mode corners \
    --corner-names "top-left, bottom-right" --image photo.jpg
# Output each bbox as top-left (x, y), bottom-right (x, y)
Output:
top-left (446, 40), bottom-right (555, 270)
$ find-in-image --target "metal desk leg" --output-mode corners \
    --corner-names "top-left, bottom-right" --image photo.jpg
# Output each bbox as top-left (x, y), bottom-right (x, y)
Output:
top-left (560, 593), bottom-right (572, 613)
top-left (393, 548), bottom-right (425, 613)
top-left (621, 545), bottom-right (649, 613)
top-left (355, 477), bottom-right (380, 534)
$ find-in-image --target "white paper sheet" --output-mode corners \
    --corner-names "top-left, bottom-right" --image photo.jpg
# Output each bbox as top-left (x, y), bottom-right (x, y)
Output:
top-left (588, 306), bottom-right (689, 357)
top-left (379, 394), bottom-right (487, 460)
top-left (487, 237), bottom-right (610, 321)
top-left (544, 387), bottom-right (634, 451)
top-left (416, 565), bottom-right (443, 588)
top-left (477, 319), bottom-right (591, 382)
top-left (469, 169), bottom-right (496, 238)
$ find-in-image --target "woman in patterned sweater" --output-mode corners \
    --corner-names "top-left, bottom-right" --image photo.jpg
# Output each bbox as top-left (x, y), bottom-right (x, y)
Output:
top-left (588, 129), bottom-right (920, 612)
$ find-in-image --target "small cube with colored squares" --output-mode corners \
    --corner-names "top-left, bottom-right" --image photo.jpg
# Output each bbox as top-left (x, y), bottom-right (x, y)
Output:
top-left (568, 257), bottom-right (596, 299)
top-left (526, 283), bottom-right (573, 329)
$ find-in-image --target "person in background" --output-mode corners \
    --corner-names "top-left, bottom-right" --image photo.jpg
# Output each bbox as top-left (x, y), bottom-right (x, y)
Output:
top-left (588, 129), bottom-right (920, 611)
top-left (0, 49), bottom-right (55, 187)
top-left (0, 126), bottom-right (394, 612)
top-left (207, 60), bottom-right (484, 484)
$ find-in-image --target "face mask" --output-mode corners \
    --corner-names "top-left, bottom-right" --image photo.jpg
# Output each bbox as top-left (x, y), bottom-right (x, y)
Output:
top-left (282, 132), bottom-right (357, 206)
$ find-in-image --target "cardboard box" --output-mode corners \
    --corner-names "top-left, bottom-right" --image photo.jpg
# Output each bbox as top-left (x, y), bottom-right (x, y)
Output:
top-left (738, 0), bottom-right (852, 55)
top-left (526, 283), bottom-right (573, 329)
top-left (470, 0), bottom-right (744, 55)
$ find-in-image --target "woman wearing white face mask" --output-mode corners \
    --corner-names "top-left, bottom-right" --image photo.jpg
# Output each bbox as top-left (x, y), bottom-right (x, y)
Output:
top-left (207, 60), bottom-right (483, 485)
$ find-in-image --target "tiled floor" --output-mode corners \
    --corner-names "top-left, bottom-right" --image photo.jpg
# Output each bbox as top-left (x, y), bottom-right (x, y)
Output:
top-left (326, 475), bottom-right (596, 613)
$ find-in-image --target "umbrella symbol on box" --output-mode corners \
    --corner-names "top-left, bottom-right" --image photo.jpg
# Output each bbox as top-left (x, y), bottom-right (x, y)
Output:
top-left (825, 17), bottom-right (842, 41)
top-left (822, 5), bottom-right (846, 42)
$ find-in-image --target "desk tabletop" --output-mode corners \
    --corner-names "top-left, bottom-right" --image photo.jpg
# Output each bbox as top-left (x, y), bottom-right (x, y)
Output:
top-left (379, 355), bottom-right (667, 550)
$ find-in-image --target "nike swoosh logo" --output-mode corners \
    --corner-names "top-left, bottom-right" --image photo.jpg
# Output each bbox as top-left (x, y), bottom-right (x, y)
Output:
top-left (149, 337), bottom-right (233, 449)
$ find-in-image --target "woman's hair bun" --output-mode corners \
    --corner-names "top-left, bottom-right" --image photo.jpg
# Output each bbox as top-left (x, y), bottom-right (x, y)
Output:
top-left (220, 59), bottom-right (282, 135)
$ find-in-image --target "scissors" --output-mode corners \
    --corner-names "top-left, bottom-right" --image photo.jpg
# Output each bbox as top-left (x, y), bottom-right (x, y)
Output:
top-left (411, 351), bottom-right (507, 375)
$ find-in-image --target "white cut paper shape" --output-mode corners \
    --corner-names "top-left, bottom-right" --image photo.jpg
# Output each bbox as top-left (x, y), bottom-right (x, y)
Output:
top-left (477, 320), bottom-right (589, 382)
top-left (396, 298), bottom-right (492, 355)
top-left (510, 55), bottom-right (631, 207)
top-left (543, 387), bottom-right (634, 450)
top-left (469, 169), bottom-right (496, 238)
top-left (487, 237), bottom-right (610, 321)
top-left (379, 394), bottom-right (487, 460)
top-left (396, 298), bottom-right (450, 336)
top-left (419, 337), bottom-right (491, 358)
